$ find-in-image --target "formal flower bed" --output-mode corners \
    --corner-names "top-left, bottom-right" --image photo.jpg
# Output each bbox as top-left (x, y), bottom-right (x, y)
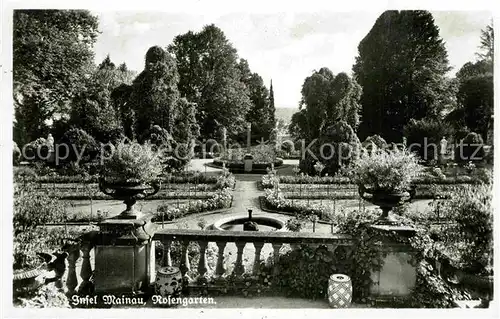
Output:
top-left (14, 166), bottom-right (223, 185)
top-left (261, 167), bottom-right (490, 189)
top-left (153, 170), bottom-right (235, 221)
top-left (153, 187), bottom-right (233, 221)
top-left (263, 188), bottom-right (334, 222)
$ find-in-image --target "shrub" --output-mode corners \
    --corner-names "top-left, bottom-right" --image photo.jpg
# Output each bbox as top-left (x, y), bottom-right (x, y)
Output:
top-left (273, 245), bottom-right (340, 299)
top-left (455, 132), bottom-right (485, 163)
top-left (13, 183), bottom-right (67, 235)
top-left (300, 121), bottom-right (361, 176)
top-left (362, 134), bottom-right (387, 152)
top-left (14, 166), bottom-right (37, 183)
top-left (140, 125), bottom-right (194, 172)
top-left (285, 216), bottom-right (305, 232)
top-left (280, 140), bottom-right (295, 155)
top-left (13, 142), bottom-right (21, 165)
top-left (101, 141), bottom-right (162, 184)
top-left (404, 118), bottom-right (449, 163)
top-left (434, 182), bottom-right (493, 274)
top-left (453, 127), bottom-right (470, 144)
top-left (57, 128), bottom-right (99, 164)
top-left (23, 138), bottom-right (50, 161)
top-left (139, 124), bottom-right (173, 147)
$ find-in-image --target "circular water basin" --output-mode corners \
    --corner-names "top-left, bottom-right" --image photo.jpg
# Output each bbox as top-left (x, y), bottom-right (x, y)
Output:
top-left (213, 214), bottom-right (285, 232)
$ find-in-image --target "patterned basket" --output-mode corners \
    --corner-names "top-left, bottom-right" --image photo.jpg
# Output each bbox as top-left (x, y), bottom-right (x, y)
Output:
top-left (327, 274), bottom-right (352, 308)
top-left (155, 266), bottom-right (182, 297)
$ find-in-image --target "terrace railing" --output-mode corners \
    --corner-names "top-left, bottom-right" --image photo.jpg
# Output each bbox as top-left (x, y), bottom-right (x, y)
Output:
top-left (153, 229), bottom-right (354, 278)
top-left (64, 229), bottom-right (354, 293)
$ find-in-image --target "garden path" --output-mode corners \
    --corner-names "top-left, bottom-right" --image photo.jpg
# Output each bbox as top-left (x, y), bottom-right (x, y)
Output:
top-left (229, 176), bottom-right (266, 215)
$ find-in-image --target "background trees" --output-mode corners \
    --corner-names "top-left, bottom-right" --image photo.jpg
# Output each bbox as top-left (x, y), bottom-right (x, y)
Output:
top-left (68, 57), bottom-right (135, 144)
top-left (289, 68), bottom-right (361, 143)
top-left (353, 10), bottom-right (451, 143)
top-left (129, 46), bottom-right (180, 137)
top-left (446, 22), bottom-right (494, 144)
top-left (289, 68), bottom-right (361, 175)
top-left (169, 25), bottom-right (252, 139)
top-left (237, 59), bottom-right (275, 142)
top-left (13, 10), bottom-right (99, 146)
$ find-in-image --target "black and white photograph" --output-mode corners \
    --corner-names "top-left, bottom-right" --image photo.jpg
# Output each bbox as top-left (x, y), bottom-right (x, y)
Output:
top-left (2, 0), bottom-right (497, 316)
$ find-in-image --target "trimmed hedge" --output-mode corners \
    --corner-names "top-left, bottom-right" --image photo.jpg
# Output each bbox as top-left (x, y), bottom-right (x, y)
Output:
top-left (212, 158), bottom-right (284, 173)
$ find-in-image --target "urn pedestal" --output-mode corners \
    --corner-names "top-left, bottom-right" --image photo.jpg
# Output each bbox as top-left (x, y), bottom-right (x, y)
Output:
top-left (94, 180), bottom-right (160, 295)
top-left (368, 225), bottom-right (417, 303)
top-left (94, 215), bottom-right (158, 295)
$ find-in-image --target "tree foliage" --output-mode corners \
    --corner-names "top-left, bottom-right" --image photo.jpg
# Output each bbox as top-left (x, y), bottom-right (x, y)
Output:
top-left (353, 10), bottom-right (451, 142)
top-left (69, 56), bottom-right (136, 143)
top-left (129, 46), bottom-right (180, 137)
top-left (457, 74), bottom-right (493, 142)
top-left (238, 59), bottom-right (275, 141)
top-left (169, 24), bottom-right (252, 138)
top-left (291, 68), bottom-right (361, 143)
top-left (13, 10), bottom-right (99, 145)
top-left (476, 22), bottom-right (494, 62)
top-left (404, 117), bottom-right (449, 163)
top-left (299, 121), bottom-right (361, 176)
top-left (447, 23), bottom-right (494, 144)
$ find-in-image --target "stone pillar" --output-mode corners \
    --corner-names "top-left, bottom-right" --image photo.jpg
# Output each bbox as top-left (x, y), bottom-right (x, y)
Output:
top-left (368, 225), bottom-right (417, 301)
top-left (93, 214), bottom-right (157, 295)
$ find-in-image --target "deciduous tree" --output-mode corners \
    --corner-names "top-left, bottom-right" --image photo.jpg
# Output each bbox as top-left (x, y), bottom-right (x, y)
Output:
top-left (169, 24), bottom-right (252, 139)
top-left (13, 10), bottom-right (99, 145)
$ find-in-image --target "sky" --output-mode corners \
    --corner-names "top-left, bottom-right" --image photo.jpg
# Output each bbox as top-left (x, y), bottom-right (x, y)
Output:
top-left (92, 10), bottom-right (492, 108)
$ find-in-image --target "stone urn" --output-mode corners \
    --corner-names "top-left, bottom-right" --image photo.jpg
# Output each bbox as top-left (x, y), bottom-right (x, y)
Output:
top-left (99, 177), bottom-right (160, 219)
top-left (13, 267), bottom-right (47, 295)
top-left (358, 185), bottom-right (413, 224)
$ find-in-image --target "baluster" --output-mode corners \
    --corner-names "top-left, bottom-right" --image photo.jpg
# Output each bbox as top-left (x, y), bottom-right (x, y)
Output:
top-left (197, 240), bottom-right (208, 276)
top-left (180, 240), bottom-right (191, 275)
top-left (66, 244), bottom-right (80, 295)
top-left (162, 240), bottom-right (172, 267)
top-left (215, 241), bottom-right (227, 276)
top-left (234, 242), bottom-right (246, 275)
top-left (327, 244), bottom-right (338, 255)
top-left (253, 242), bottom-right (264, 273)
top-left (310, 243), bottom-right (320, 250)
top-left (272, 243), bottom-right (282, 276)
top-left (78, 243), bottom-right (94, 294)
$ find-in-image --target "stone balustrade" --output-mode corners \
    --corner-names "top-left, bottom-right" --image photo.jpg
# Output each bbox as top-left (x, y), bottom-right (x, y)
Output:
top-left (64, 229), bottom-right (354, 294)
top-left (64, 231), bottom-right (98, 295)
top-left (152, 229), bottom-right (354, 278)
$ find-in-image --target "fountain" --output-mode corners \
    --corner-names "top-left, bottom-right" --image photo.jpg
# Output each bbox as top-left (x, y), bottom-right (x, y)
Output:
top-left (213, 209), bottom-right (285, 232)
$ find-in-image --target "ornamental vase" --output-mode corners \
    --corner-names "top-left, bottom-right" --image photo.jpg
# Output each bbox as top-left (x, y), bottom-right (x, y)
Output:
top-left (327, 274), bottom-right (352, 308)
top-left (155, 266), bottom-right (182, 297)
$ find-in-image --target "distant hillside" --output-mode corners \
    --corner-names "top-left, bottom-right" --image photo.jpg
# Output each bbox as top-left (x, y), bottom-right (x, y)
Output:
top-left (275, 107), bottom-right (298, 124)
